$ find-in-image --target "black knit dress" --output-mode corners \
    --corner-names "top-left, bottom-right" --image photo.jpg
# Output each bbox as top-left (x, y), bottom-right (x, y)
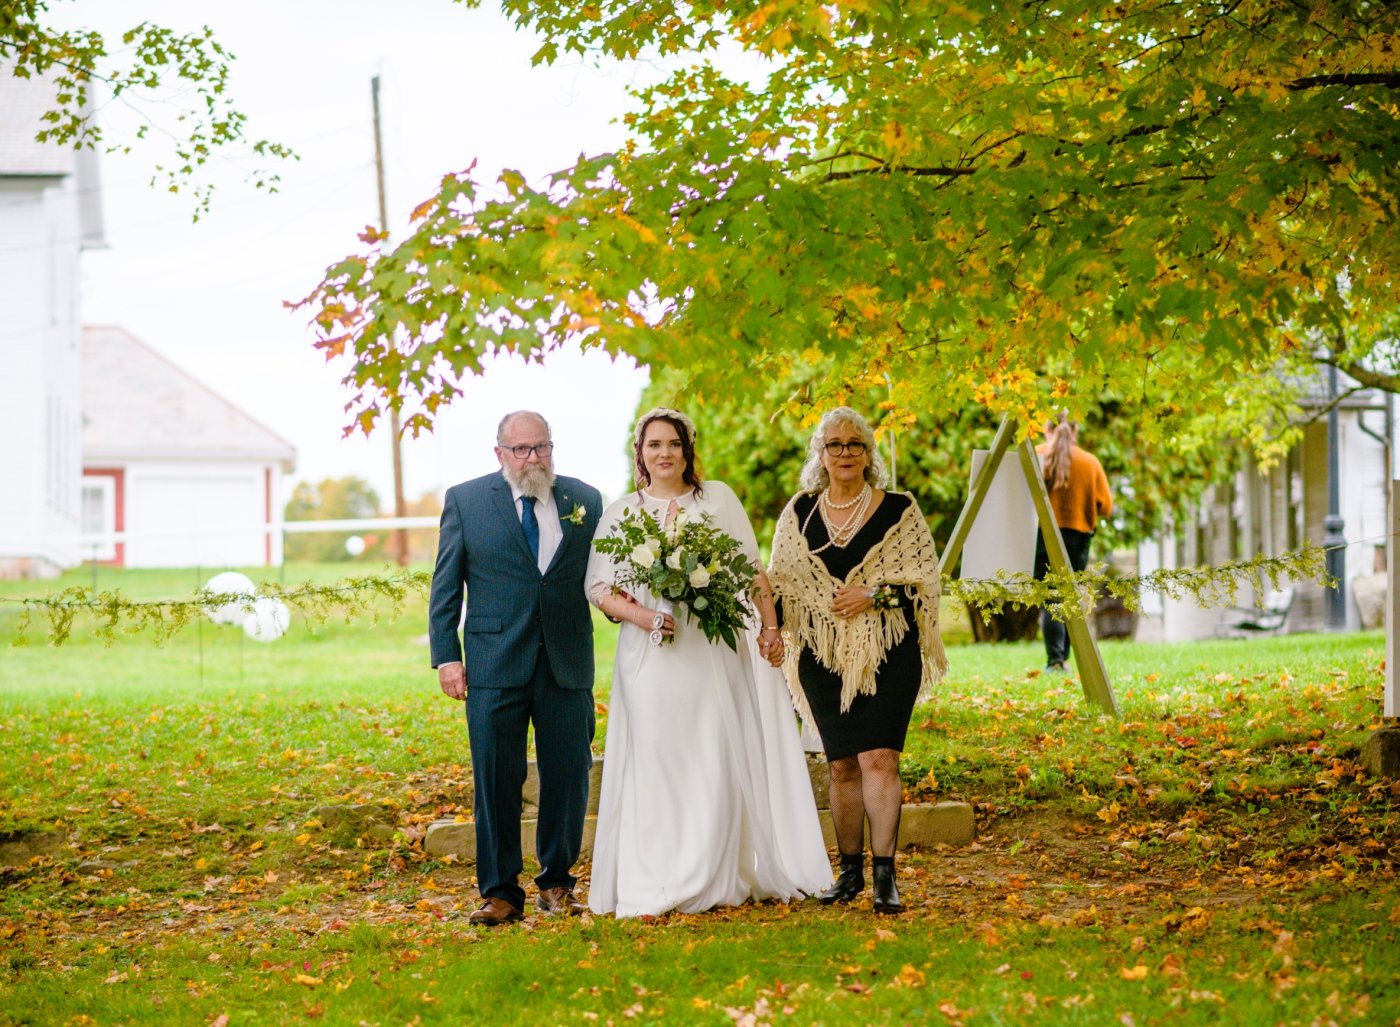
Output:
top-left (791, 492), bottom-right (924, 761)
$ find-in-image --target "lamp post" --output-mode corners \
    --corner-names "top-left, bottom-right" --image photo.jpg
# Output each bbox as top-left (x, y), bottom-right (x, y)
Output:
top-left (1323, 359), bottom-right (1347, 630)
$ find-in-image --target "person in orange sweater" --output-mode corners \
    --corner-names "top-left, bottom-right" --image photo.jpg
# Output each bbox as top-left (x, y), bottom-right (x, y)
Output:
top-left (1033, 415), bottom-right (1113, 672)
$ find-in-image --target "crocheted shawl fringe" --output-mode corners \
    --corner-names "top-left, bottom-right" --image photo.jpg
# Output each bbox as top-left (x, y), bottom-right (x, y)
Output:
top-left (768, 494), bottom-right (949, 718)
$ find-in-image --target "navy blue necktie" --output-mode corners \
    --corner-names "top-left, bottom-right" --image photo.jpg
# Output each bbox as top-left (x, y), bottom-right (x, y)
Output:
top-left (520, 496), bottom-right (540, 563)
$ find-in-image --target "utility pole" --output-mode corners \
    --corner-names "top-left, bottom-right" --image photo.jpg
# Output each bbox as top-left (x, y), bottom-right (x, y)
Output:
top-left (372, 75), bottom-right (409, 567)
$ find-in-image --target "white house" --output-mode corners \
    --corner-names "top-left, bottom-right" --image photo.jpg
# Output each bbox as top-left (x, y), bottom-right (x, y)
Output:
top-left (0, 70), bottom-right (105, 578)
top-left (81, 326), bottom-right (296, 569)
top-left (1135, 380), bottom-right (1391, 641)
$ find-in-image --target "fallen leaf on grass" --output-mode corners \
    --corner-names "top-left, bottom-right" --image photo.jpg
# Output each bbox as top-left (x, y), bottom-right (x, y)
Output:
top-left (1097, 801), bottom-right (1122, 824)
top-left (294, 973), bottom-right (322, 986)
top-left (1120, 965), bottom-right (1148, 980)
top-left (1159, 906), bottom-right (1211, 933)
top-left (893, 964), bottom-right (925, 988)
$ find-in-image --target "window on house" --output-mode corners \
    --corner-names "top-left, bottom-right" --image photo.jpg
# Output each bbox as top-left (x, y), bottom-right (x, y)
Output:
top-left (1230, 472), bottom-right (1246, 561)
top-left (1194, 487), bottom-right (1212, 565)
top-left (1287, 447), bottom-right (1304, 551)
top-left (81, 477), bottom-right (116, 561)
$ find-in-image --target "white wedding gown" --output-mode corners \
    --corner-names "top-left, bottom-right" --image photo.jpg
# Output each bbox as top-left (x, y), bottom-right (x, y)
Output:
top-left (585, 481), bottom-right (833, 917)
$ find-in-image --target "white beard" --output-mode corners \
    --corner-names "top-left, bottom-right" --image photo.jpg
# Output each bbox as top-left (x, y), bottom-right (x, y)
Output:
top-left (503, 461), bottom-right (555, 501)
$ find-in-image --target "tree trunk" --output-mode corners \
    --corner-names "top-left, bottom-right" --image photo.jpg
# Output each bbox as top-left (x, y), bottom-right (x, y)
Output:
top-left (966, 603), bottom-right (1041, 643)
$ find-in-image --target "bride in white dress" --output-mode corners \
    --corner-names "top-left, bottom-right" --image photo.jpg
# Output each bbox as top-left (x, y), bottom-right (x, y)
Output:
top-left (585, 408), bottom-right (832, 917)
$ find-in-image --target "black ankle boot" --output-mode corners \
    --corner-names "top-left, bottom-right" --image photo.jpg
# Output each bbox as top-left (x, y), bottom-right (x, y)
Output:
top-left (817, 853), bottom-right (865, 905)
top-left (871, 857), bottom-right (902, 914)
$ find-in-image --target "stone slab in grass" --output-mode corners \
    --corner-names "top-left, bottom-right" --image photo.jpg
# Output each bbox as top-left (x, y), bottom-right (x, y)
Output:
top-left (816, 802), bottom-right (975, 851)
top-left (1361, 726), bottom-right (1400, 780)
top-left (424, 803), bottom-right (972, 864)
top-left (514, 760), bottom-right (606, 815)
top-left (0, 830), bottom-right (65, 866)
top-left (311, 804), bottom-right (395, 828)
top-left (424, 815), bottom-right (599, 864)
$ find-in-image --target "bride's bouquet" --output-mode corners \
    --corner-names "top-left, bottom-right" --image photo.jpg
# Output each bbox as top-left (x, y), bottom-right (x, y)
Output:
top-left (592, 506), bottom-right (757, 651)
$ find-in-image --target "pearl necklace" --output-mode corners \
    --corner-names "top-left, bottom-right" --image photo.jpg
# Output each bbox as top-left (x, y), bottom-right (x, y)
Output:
top-left (803, 484), bottom-right (872, 554)
top-left (823, 485), bottom-right (868, 511)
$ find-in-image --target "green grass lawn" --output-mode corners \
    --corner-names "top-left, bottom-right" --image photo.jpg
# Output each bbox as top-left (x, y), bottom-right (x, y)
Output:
top-left (1, 565), bottom-right (1397, 1025)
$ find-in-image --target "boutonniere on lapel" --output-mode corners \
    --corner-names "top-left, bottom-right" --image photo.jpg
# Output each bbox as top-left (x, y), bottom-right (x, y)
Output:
top-left (564, 502), bottom-right (587, 526)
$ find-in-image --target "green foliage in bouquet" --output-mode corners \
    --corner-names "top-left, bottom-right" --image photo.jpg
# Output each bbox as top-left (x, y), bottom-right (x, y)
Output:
top-left (592, 507), bottom-right (756, 651)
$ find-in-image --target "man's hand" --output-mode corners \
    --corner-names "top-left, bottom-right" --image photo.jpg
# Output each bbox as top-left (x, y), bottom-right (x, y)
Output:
top-left (439, 662), bottom-right (467, 701)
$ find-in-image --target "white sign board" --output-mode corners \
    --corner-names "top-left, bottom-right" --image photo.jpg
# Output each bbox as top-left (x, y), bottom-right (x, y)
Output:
top-left (959, 448), bottom-right (1038, 580)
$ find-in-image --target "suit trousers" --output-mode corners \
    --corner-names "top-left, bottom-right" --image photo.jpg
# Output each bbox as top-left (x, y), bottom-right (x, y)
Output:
top-left (1033, 528), bottom-right (1094, 668)
top-left (466, 653), bottom-right (595, 909)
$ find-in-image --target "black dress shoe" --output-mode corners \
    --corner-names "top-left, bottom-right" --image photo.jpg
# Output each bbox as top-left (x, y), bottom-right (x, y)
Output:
top-left (817, 855), bottom-right (865, 905)
top-left (872, 862), bottom-right (903, 914)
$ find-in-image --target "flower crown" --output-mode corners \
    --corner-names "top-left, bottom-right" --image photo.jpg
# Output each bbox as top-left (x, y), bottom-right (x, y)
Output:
top-left (633, 407), bottom-right (698, 447)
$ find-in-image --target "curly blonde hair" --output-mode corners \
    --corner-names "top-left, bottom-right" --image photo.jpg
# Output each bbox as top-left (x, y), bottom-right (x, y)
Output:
top-left (798, 407), bottom-right (889, 493)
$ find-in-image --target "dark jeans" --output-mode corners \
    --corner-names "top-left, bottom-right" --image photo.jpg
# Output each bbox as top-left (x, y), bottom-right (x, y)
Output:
top-left (1033, 528), bottom-right (1093, 668)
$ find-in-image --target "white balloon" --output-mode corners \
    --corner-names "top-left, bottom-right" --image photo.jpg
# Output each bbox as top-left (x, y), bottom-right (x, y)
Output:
top-left (203, 572), bottom-right (257, 626)
top-left (344, 535), bottom-right (366, 557)
top-left (243, 597), bottom-right (291, 642)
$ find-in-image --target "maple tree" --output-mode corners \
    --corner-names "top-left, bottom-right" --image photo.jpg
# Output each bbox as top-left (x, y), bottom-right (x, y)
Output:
top-left (639, 364), bottom-right (1236, 551)
top-left (302, 0), bottom-right (1398, 449)
top-left (0, 2), bottom-right (291, 210)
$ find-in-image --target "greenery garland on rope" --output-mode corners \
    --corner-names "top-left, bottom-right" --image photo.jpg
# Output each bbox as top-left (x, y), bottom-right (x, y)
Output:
top-left (0, 547), bottom-right (1331, 648)
top-left (1, 570), bottom-right (431, 647)
top-left (946, 545), bottom-right (1328, 624)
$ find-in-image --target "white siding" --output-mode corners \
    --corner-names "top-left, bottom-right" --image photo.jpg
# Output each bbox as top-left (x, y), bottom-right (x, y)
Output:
top-left (0, 176), bottom-right (83, 573)
top-left (1342, 411), bottom-right (1388, 628)
top-left (123, 461), bottom-right (271, 568)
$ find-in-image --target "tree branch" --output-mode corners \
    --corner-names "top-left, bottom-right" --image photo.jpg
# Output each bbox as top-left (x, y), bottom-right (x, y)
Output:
top-left (1315, 353), bottom-right (1400, 394)
top-left (1287, 72), bottom-right (1400, 91)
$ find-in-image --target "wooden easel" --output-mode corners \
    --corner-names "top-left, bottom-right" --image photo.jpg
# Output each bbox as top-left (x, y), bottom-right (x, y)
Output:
top-left (938, 416), bottom-right (1119, 717)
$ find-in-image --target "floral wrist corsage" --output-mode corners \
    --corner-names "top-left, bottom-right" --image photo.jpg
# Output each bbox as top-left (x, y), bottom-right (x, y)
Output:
top-left (870, 584), bottom-right (901, 611)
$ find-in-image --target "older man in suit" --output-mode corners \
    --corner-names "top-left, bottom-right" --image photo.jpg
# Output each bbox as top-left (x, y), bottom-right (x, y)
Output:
top-left (429, 410), bottom-right (603, 926)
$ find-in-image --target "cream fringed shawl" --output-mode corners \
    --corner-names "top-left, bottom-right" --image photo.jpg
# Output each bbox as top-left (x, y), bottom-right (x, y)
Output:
top-left (767, 493), bottom-right (949, 718)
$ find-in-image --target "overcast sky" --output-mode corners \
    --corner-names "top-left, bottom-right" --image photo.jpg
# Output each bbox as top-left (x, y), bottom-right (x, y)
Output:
top-left (60, 0), bottom-right (677, 504)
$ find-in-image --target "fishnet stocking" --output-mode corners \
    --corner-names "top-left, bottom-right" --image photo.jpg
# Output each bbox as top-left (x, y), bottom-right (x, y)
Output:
top-left (857, 748), bottom-right (903, 857)
top-left (826, 756), bottom-right (866, 855)
top-left (827, 749), bottom-right (904, 856)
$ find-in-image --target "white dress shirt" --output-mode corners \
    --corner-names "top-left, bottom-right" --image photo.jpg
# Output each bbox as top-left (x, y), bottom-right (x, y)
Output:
top-left (510, 484), bottom-right (562, 575)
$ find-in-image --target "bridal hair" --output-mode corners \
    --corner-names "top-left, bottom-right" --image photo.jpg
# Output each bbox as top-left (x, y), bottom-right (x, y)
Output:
top-left (632, 407), bottom-right (705, 494)
top-left (799, 406), bottom-right (889, 493)
top-left (1042, 413), bottom-right (1079, 494)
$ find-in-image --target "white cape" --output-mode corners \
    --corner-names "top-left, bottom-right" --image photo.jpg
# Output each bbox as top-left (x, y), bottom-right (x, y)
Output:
top-left (585, 481), bottom-right (832, 917)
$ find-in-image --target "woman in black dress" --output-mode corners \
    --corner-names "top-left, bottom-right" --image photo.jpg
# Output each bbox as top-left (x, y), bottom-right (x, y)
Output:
top-left (767, 407), bottom-right (947, 914)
